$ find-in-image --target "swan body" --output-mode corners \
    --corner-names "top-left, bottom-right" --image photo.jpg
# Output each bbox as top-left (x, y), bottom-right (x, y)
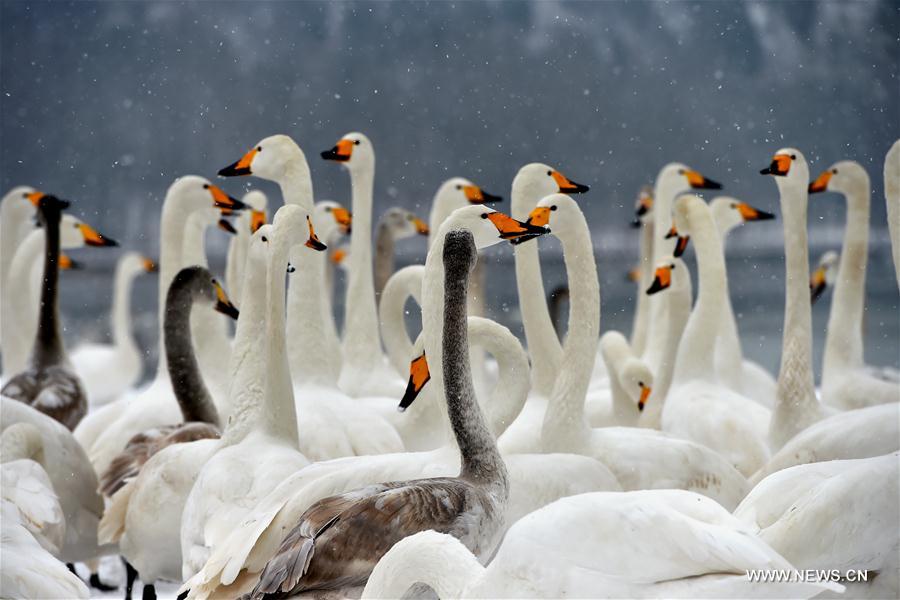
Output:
top-left (662, 195), bottom-right (771, 476)
top-left (69, 252), bottom-right (156, 406)
top-left (363, 491), bottom-right (839, 599)
top-left (809, 160), bottom-right (900, 408)
top-left (736, 453), bottom-right (898, 598)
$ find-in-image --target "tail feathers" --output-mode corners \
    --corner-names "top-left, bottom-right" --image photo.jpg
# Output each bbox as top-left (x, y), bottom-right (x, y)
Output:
top-left (97, 479), bottom-right (134, 545)
top-left (250, 515), bottom-right (339, 598)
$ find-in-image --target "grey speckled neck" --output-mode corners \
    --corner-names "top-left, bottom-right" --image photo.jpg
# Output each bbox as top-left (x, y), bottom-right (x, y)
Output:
top-left (164, 266), bottom-right (220, 426)
top-left (441, 229), bottom-right (508, 493)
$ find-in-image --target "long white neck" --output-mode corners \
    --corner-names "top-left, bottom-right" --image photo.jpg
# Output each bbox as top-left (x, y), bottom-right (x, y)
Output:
top-left (221, 239), bottom-right (270, 446)
top-left (111, 261), bottom-right (141, 353)
top-left (379, 265), bottom-right (424, 376)
top-left (640, 264), bottom-right (691, 428)
top-left (885, 140), bottom-right (900, 287)
top-left (340, 163), bottom-right (383, 382)
top-left (0, 194), bottom-right (33, 298)
top-left (599, 333), bottom-right (639, 426)
top-left (155, 195), bottom-right (194, 377)
top-left (469, 316), bottom-right (530, 438)
top-left (770, 174), bottom-right (824, 450)
top-left (287, 243), bottom-right (341, 386)
top-left (629, 218), bottom-right (654, 356)
top-left (823, 174), bottom-right (869, 380)
top-left (712, 219), bottom-right (745, 389)
top-left (225, 213), bottom-right (249, 307)
top-left (361, 531), bottom-right (480, 600)
top-left (541, 216), bottom-right (599, 452)
top-left (672, 202), bottom-right (726, 384)
top-left (512, 180), bottom-right (563, 397)
top-left (427, 187), bottom-right (463, 248)
top-left (3, 231), bottom-right (44, 374)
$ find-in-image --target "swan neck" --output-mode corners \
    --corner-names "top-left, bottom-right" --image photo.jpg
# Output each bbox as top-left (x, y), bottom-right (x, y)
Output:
top-left (31, 206), bottom-right (65, 367)
top-left (280, 160), bottom-right (314, 211)
top-left (379, 265), bottom-right (423, 377)
top-left (442, 247), bottom-right (507, 489)
top-left (373, 218), bottom-right (396, 302)
top-left (156, 197), bottom-right (191, 376)
top-left (542, 221), bottom-right (598, 449)
top-left (823, 180), bottom-right (869, 376)
top-left (164, 277), bottom-right (219, 426)
top-left (111, 262), bottom-right (140, 351)
top-left (629, 220), bottom-right (654, 355)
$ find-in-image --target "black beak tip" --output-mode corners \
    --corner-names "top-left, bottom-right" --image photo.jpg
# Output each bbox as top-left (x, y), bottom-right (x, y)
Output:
top-left (757, 211), bottom-right (776, 221)
top-left (217, 302), bottom-right (240, 320)
top-left (105, 237), bottom-right (120, 247)
top-left (646, 280), bottom-right (664, 295)
top-left (398, 381), bottom-right (419, 411)
top-left (567, 182), bottom-right (590, 194)
top-left (759, 167), bottom-right (772, 175)
top-left (703, 179), bottom-right (723, 190)
top-left (630, 219), bottom-right (642, 229)
top-left (217, 162), bottom-right (246, 177)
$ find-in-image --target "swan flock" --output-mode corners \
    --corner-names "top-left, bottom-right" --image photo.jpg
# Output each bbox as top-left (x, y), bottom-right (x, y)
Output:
top-left (1, 134), bottom-right (898, 600)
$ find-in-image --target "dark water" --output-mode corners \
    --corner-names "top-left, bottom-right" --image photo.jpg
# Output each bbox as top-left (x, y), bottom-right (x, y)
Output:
top-left (52, 230), bottom-right (899, 388)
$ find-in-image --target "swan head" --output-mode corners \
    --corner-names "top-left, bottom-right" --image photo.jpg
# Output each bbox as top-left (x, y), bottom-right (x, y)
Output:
top-left (513, 164), bottom-right (590, 206)
top-left (441, 204), bottom-right (549, 249)
top-left (171, 266), bottom-right (239, 321)
top-left (810, 250), bottom-right (840, 304)
top-left (759, 147), bottom-right (809, 189)
top-left (168, 175), bottom-right (247, 213)
top-left (631, 185), bottom-right (654, 227)
top-left (241, 190), bottom-right (268, 233)
top-left (808, 160), bottom-right (867, 196)
top-left (658, 163), bottom-right (723, 192)
top-left (321, 132), bottom-right (374, 171)
top-left (56, 214), bottom-right (118, 248)
top-left (527, 193), bottom-right (586, 238)
top-left (620, 357), bottom-right (654, 412)
top-left (188, 206), bottom-right (233, 235)
top-left (271, 204), bottom-right (327, 253)
top-left (218, 135), bottom-right (304, 181)
top-left (645, 255), bottom-right (684, 295)
top-left (710, 196), bottom-right (776, 233)
top-left (118, 251), bottom-right (158, 276)
top-left (436, 177), bottom-right (503, 206)
top-left (314, 200), bottom-right (353, 242)
top-left (381, 207), bottom-right (429, 239)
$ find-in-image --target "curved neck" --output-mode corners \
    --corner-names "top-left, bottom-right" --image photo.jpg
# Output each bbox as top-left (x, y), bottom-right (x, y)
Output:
top-left (442, 243), bottom-right (507, 488)
top-left (373, 218), bottom-right (396, 302)
top-left (287, 243), bottom-right (341, 386)
top-left (156, 197), bottom-right (193, 376)
top-left (823, 178), bottom-right (869, 376)
top-left (379, 265), bottom-right (424, 376)
top-left (469, 317), bottom-right (530, 438)
top-left (629, 219), bottom-right (654, 356)
top-left (112, 262), bottom-right (140, 351)
top-left (542, 219), bottom-right (599, 450)
top-left (31, 206), bottom-right (65, 368)
top-left (771, 176), bottom-right (821, 449)
top-left (221, 244), bottom-right (269, 446)
top-left (279, 157), bottom-right (314, 211)
top-left (342, 165), bottom-right (382, 373)
top-left (3, 231), bottom-right (44, 374)
top-left (164, 280), bottom-right (219, 425)
top-left (427, 188), bottom-right (463, 249)
top-left (362, 533), bottom-right (479, 599)
top-left (673, 204), bottom-right (726, 384)
top-left (264, 215), bottom-right (301, 446)
top-left (512, 182), bottom-right (563, 396)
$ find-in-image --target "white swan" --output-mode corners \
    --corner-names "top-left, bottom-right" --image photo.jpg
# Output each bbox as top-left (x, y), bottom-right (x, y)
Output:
top-left (379, 264), bottom-right (425, 380)
top-left (661, 194), bottom-right (771, 477)
top-left (759, 149), bottom-right (835, 449)
top-left (69, 252), bottom-right (156, 406)
top-left (373, 206), bottom-right (428, 302)
top-left (183, 206), bottom-right (618, 599)
top-left (511, 163), bottom-right (589, 397)
top-left (180, 207), bottom-right (311, 581)
top-left (320, 132), bottom-right (403, 397)
top-left (583, 331), bottom-right (650, 428)
top-left (363, 490), bottom-right (838, 599)
top-left (508, 194), bottom-right (748, 507)
top-left (3, 213), bottom-right (117, 377)
top-left (709, 196), bottom-right (778, 408)
top-left (736, 453), bottom-right (898, 598)
top-left (808, 160), bottom-right (900, 408)
top-left (74, 176), bottom-right (245, 475)
top-left (885, 139), bottom-right (900, 286)
top-left (225, 189), bottom-right (267, 305)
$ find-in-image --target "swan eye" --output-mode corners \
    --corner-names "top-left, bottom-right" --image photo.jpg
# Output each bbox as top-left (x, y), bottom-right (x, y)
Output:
top-left (730, 203), bottom-right (737, 209)
top-left (325, 206), bottom-right (332, 212)
top-left (257, 146), bottom-right (262, 152)
top-left (481, 213), bottom-right (488, 219)
top-left (550, 205), bottom-right (558, 211)
top-left (639, 381), bottom-right (644, 387)
top-left (678, 169), bottom-right (685, 175)
top-left (456, 185), bottom-right (462, 190)
top-left (203, 184), bottom-right (210, 189)
top-left (261, 236), bottom-right (268, 242)
top-left (670, 263), bottom-right (675, 269)
top-left (832, 168), bottom-right (838, 174)
top-left (790, 154), bottom-right (796, 160)
top-left (546, 171), bottom-right (552, 177)
top-left (354, 140), bottom-right (361, 145)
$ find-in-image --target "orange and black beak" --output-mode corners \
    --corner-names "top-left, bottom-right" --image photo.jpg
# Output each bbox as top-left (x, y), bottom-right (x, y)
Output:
top-left (736, 202), bottom-right (775, 222)
top-left (810, 266), bottom-right (828, 304)
top-left (206, 184), bottom-right (246, 210)
top-left (551, 170), bottom-right (590, 194)
top-left (212, 280), bottom-right (240, 320)
top-left (760, 154), bottom-right (792, 177)
top-left (638, 383), bottom-right (652, 412)
top-left (79, 223), bottom-right (119, 247)
top-left (321, 139), bottom-right (354, 162)
top-left (490, 210), bottom-right (550, 245)
top-left (664, 226), bottom-right (689, 257)
top-left (250, 210), bottom-right (267, 233)
top-left (330, 207), bottom-right (353, 234)
top-left (684, 170), bottom-right (722, 190)
top-left (398, 352), bottom-right (431, 412)
top-left (412, 216), bottom-right (429, 235)
top-left (219, 147), bottom-right (258, 177)
top-left (646, 265), bottom-right (672, 295)
top-left (463, 185), bottom-right (503, 204)
top-left (808, 170), bottom-right (832, 194)
top-left (25, 190), bottom-right (46, 206)
top-left (58, 253), bottom-right (82, 270)
top-left (304, 216), bottom-right (327, 252)
top-left (142, 257), bottom-right (158, 273)
top-left (218, 218), bottom-right (237, 235)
